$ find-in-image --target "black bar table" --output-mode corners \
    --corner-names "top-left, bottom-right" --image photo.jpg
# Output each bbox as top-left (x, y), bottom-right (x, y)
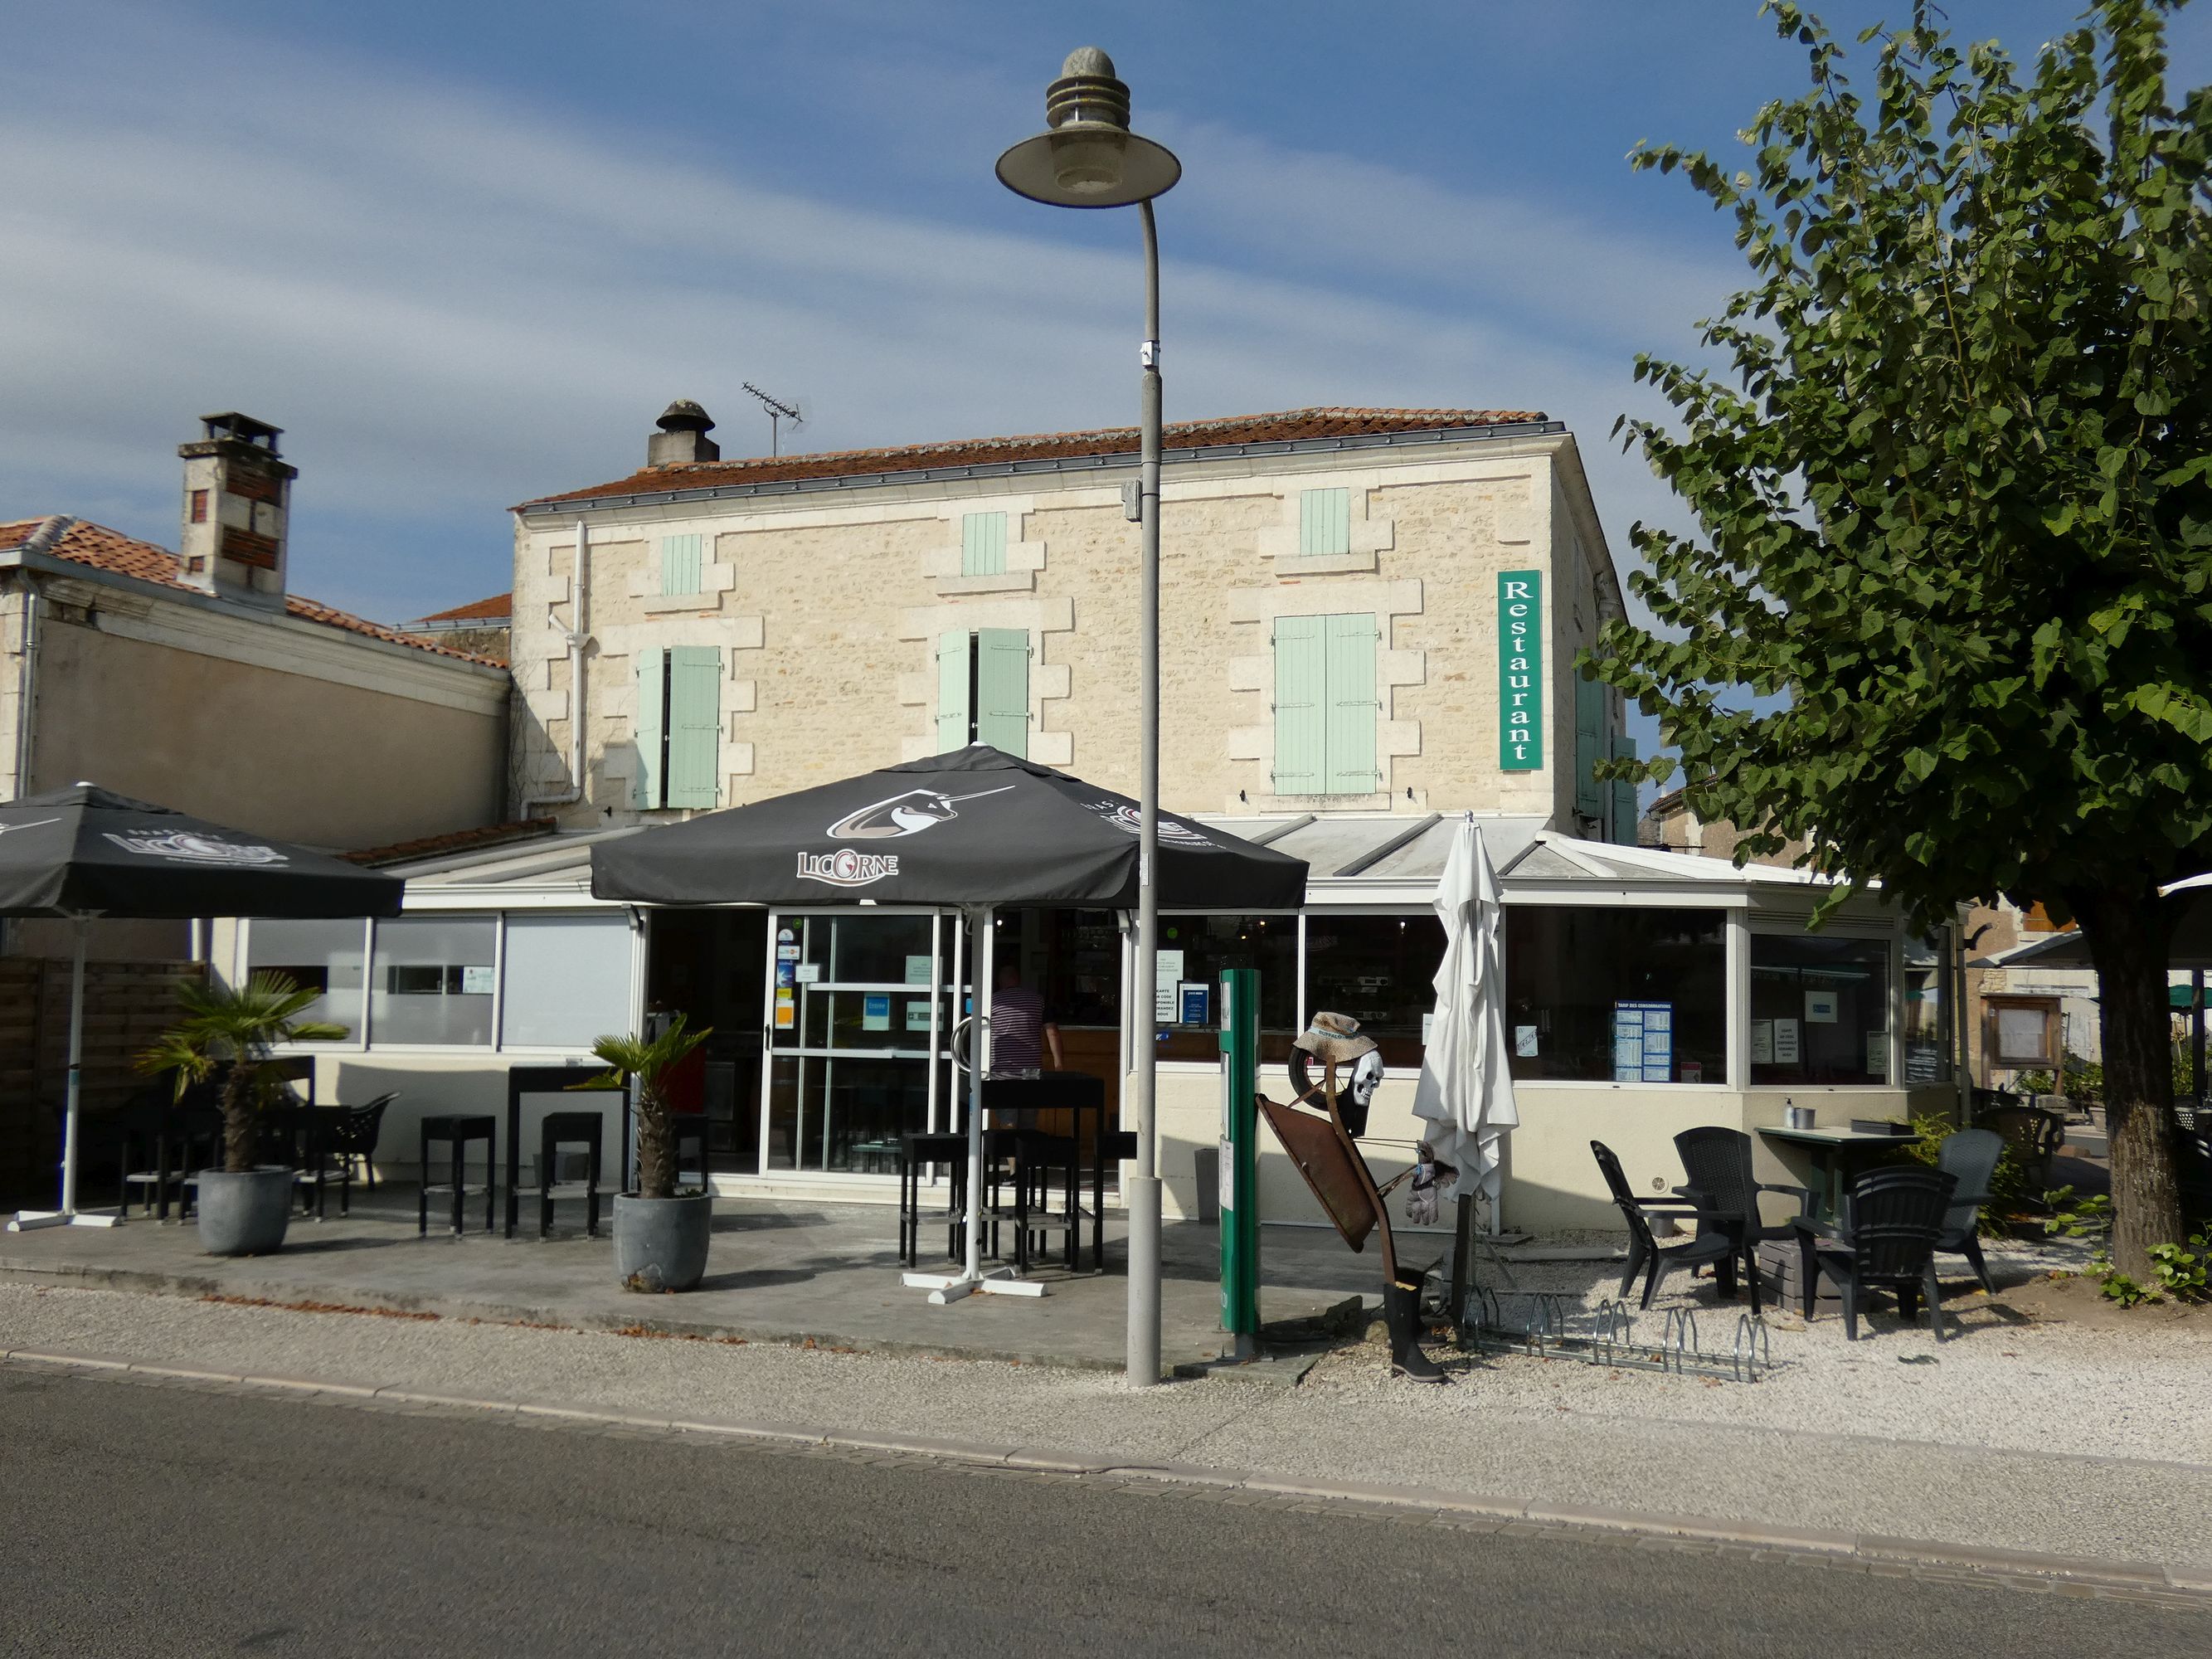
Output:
top-left (503, 1063), bottom-right (628, 1240)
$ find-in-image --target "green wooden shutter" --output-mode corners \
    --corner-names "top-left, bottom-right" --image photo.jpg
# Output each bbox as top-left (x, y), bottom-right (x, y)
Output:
top-left (936, 630), bottom-right (971, 752)
top-left (1271, 616), bottom-right (1325, 794)
top-left (961, 512), bottom-right (1007, 577)
top-left (1323, 613), bottom-right (1378, 795)
top-left (1299, 489), bottom-right (1350, 557)
top-left (664, 646), bottom-right (722, 808)
top-left (975, 628), bottom-right (1030, 757)
top-left (1574, 673), bottom-right (1606, 818)
top-left (1610, 733), bottom-right (1639, 845)
top-left (633, 646), bottom-right (666, 809)
top-left (660, 533), bottom-right (703, 597)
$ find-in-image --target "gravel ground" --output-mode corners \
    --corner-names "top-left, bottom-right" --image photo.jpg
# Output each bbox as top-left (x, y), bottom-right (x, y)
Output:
top-left (6, 1236), bottom-right (2210, 1572)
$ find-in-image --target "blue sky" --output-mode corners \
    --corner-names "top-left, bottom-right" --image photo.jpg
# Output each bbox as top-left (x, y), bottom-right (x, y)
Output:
top-left (6, 0), bottom-right (2208, 681)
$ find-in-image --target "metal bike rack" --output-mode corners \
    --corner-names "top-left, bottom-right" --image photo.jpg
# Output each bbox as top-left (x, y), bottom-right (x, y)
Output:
top-left (1457, 1280), bottom-right (1777, 1383)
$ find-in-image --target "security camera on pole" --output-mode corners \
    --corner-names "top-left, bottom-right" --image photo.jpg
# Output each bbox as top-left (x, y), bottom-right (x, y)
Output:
top-left (996, 48), bottom-right (1181, 1385)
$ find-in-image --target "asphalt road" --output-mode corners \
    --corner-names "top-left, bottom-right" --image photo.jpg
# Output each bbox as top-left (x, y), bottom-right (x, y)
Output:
top-left (2, 1369), bottom-right (2205, 1659)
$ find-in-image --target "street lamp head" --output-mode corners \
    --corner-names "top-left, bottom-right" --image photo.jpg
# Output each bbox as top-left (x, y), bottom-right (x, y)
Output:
top-left (995, 46), bottom-right (1181, 209)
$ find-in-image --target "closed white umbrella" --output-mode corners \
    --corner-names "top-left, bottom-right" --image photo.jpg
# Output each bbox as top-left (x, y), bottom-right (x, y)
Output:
top-left (1412, 817), bottom-right (1519, 1210)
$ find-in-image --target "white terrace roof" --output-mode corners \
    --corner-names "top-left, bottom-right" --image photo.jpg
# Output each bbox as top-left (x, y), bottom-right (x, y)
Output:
top-left (383, 812), bottom-right (1844, 911)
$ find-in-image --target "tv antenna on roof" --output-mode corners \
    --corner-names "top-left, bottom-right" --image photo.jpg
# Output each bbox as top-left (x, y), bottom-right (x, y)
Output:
top-left (741, 382), bottom-right (804, 457)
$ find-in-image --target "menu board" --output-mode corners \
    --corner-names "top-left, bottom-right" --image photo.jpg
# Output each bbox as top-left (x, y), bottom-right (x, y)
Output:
top-left (1612, 1001), bottom-right (1674, 1082)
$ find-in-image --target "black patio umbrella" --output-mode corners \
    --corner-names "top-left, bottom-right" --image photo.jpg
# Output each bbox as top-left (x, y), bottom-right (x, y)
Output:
top-left (591, 746), bottom-right (1308, 1299)
top-left (1, 785), bottom-right (405, 1231)
top-left (591, 745), bottom-right (1307, 909)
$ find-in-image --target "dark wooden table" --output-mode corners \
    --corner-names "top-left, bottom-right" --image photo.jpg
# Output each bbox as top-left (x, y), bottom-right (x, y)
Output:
top-left (503, 1064), bottom-right (628, 1240)
top-left (980, 1073), bottom-right (1110, 1272)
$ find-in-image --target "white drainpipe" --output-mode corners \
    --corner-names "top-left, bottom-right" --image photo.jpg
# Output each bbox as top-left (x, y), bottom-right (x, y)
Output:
top-left (523, 517), bottom-right (592, 817)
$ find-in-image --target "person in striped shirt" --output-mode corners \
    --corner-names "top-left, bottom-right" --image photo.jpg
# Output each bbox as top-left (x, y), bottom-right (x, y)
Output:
top-left (989, 959), bottom-right (1062, 1078)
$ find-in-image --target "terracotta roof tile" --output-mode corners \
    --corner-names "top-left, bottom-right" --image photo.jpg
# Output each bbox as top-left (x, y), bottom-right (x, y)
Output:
top-left (0, 518), bottom-right (508, 669)
top-left (342, 817), bottom-right (557, 867)
top-left (518, 406), bottom-right (1550, 508)
top-left (411, 591), bottom-right (511, 625)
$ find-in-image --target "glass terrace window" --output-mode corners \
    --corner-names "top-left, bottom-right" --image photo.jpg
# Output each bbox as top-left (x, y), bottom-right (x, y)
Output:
top-left (1157, 915), bottom-right (1296, 1063)
top-left (244, 918), bottom-right (366, 1039)
top-left (1750, 931), bottom-right (1892, 1085)
top-left (370, 915), bottom-right (496, 1046)
top-left (1505, 907), bottom-right (1728, 1084)
top-left (1302, 912), bottom-right (1447, 1068)
top-left (500, 912), bottom-right (633, 1049)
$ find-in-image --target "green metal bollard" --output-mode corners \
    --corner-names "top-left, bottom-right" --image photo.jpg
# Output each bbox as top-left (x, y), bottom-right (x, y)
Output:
top-left (1218, 967), bottom-right (1262, 1359)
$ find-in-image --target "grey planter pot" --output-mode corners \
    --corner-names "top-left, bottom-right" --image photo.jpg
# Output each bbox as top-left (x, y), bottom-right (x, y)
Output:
top-left (197, 1166), bottom-right (294, 1257)
top-left (614, 1192), bottom-right (712, 1292)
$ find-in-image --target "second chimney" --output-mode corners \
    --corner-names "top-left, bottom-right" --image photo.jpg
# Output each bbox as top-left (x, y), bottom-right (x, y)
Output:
top-left (648, 400), bottom-right (720, 466)
top-left (177, 412), bottom-right (295, 606)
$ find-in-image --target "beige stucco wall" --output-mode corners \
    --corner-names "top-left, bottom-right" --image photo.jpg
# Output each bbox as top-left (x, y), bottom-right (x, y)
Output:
top-left (28, 605), bottom-right (505, 849)
top-left (510, 433), bottom-right (1626, 830)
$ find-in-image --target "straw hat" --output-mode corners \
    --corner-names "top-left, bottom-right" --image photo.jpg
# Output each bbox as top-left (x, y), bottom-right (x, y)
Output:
top-left (1292, 1010), bottom-right (1378, 1068)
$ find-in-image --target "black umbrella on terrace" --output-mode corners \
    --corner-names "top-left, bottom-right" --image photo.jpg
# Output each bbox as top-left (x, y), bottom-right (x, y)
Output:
top-left (0, 784), bottom-right (404, 1231)
top-left (590, 744), bottom-right (1306, 911)
top-left (591, 746), bottom-right (1309, 1300)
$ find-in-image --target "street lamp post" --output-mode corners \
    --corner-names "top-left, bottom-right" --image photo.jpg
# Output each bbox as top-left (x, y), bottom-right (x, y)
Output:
top-left (998, 48), bottom-right (1181, 1387)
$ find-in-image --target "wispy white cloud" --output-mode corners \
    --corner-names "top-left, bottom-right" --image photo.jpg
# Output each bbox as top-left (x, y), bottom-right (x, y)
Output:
top-left (0, 2), bottom-right (1713, 623)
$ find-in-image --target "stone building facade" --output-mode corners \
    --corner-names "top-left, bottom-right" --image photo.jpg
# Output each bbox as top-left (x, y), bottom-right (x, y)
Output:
top-left (508, 406), bottom-right (1631, 833)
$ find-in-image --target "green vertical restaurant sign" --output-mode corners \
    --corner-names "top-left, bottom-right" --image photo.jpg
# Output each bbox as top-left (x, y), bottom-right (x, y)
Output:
top-left (1498, 569), bottom-right (1543, 770)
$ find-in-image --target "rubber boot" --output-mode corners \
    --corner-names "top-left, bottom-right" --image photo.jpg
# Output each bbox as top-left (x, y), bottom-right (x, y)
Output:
top-left (1384, 1279), bottom-right (1446, 1384)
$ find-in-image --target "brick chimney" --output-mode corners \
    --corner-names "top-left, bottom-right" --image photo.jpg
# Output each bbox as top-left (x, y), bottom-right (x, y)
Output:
top-left (177, 412), bottom-right (296, 605)
top-left (648, 400), bottom-right (720, 467)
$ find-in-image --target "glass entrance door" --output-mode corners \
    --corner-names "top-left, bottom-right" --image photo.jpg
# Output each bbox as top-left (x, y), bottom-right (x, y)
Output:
top-left (761, 909), bottom-right (968, 1176)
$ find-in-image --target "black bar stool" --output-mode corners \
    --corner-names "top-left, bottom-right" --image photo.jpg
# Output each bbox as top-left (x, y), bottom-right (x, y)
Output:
top-left (897, 1130), bottom-right (970, 1267)
top-left (419, 1114), bottom-right (496, 1236)
top-left (538, 1111), bottom-right (605, 1238)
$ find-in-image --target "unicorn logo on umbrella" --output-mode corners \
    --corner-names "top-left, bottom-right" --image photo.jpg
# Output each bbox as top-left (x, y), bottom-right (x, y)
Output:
top-left (827, 786), bottom-right (1014, 841)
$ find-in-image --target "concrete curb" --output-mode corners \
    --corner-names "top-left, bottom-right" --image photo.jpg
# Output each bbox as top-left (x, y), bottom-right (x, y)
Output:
top-left (0, 1258), bottom-right (1164, 1374)
top-left (7, 1343), bottom-right (2205, 1601)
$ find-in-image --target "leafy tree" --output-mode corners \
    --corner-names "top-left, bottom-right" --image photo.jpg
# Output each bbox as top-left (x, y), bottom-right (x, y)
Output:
top-left (1593, 0), bottom-right (2212, 1274)
top-left (140, 973), bottom-right (348, 1173)
top-left (573, 1015), bottom-right (712, 1200)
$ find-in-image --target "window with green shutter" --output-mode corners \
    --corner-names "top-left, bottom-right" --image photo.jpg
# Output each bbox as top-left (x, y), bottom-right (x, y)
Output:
top-left (936, 630), bottom-right (971, 752)
top-left (659, 533), bottom-right (703, 597)
top-left (1322, 614), bottom-right (1378, 794)
top-left (1610, 733), bottom-right (1639, 845)
top-left (631, 645), bottom-right (720, 808)
top-left (960, 512), bottom-right (1008, 577)
top-left (1273, 612), bottom-right (1377, 795)
top-left (1299, 488), bottom-right (1351, 557)
top-left (974, 628), bottom-right (1029, 757)
top-left (632, 646), bottom-right (665, 809)
top-left (1574, 672), bottom-right (1607, 819)
top-left (664, 646), bottom-right (723, 807)
top-left (936, 628), bottom-right (1030, 756)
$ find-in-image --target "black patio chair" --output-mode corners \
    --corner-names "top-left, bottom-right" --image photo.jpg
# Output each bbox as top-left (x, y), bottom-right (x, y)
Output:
top-left (328, 1093), bottom-right (396, 1192)
top-left (1796, 1165), bottom-right (1958, 1341)
top-left (1671, 1126), bottom-right (1815, 1316)
top-left (1933, 1127), bottom-right (2003, 1294)
top-left (1590, 1141), bottom-right (1735, 1311)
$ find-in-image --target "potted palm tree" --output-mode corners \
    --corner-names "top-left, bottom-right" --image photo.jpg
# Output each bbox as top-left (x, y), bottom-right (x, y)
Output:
top-left (576, 1014), bottom-right (714, 1292)
top-left (140, 972), bottom-right (348, 1256)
